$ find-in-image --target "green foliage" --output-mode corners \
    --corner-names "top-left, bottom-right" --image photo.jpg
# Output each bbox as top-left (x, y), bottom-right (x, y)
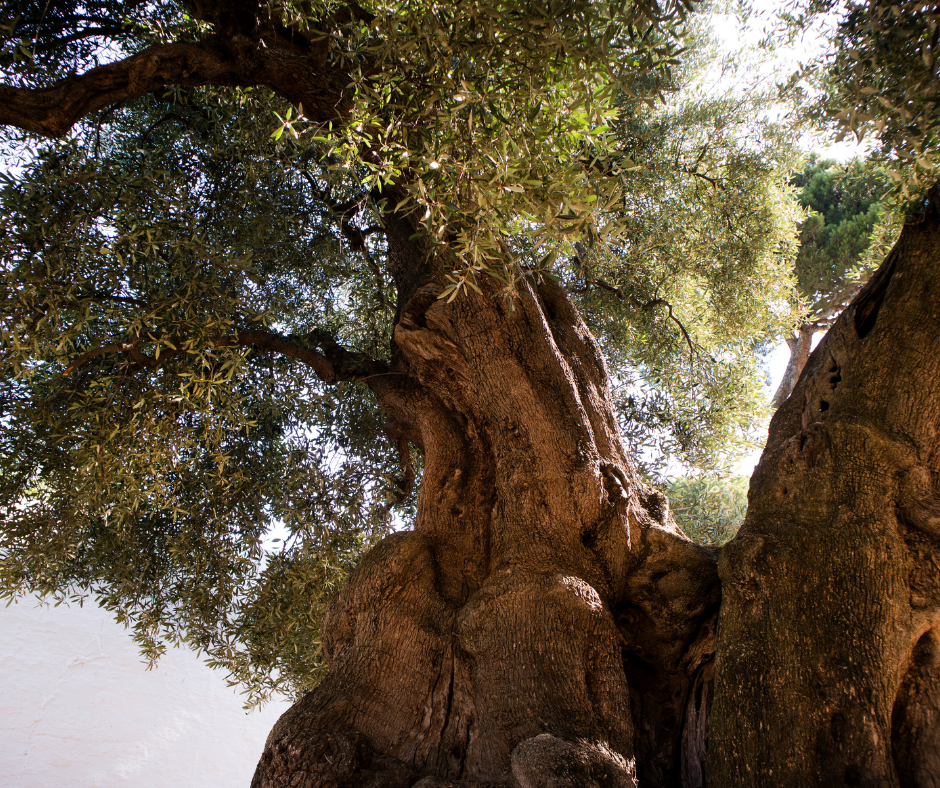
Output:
top-left (0, 86), bottom-right (408, 704)
top-left (270, 0), bottom-right (697, 298)
top-left (0, 0), bottom-right (186, 83)
top-left (569, 62), bottom-right (803, 477)
top-left (790, 156), bottom-right (894, 324)
top-left (781, 0), bottom-right (940, 198)
top-left (208, 542), bottom-right (353, 704)
top-left (827, 0), bottom-right (940, 194)
top-left (663, 474), bottom-right (748, 545)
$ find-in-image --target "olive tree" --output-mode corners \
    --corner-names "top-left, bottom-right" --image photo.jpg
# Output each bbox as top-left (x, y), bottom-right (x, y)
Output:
top-left (1, 1), bottom-right (938, 786)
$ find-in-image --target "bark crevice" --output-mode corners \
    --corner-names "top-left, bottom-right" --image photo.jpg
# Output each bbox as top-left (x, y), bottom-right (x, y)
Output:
top-left (891, 630), bottom-right (940, 787)
top-left (711, 185), bottom-right (940, 787)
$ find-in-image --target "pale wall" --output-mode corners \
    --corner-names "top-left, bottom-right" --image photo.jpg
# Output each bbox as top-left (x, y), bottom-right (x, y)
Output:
top-left (0, 601), bottom-right (291, 788)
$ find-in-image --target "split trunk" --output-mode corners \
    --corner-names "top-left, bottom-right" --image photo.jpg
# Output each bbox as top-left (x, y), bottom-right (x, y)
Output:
top-left (253, 190), bottom-right (940, 787)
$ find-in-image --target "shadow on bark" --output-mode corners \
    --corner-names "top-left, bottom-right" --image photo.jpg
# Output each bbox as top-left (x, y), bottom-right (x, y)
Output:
top-left (255, 185), bottom-right (940, 788)
top-left (710, 184), bottom-right (940, 787)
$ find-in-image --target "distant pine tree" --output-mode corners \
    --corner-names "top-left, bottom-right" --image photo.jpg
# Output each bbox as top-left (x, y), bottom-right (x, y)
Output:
top-left (773, 157), bottom-right (896, 407)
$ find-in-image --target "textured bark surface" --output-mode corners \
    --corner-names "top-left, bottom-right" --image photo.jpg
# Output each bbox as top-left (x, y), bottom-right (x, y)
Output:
top-left (710, 191), bottom-right (940, 786)
top-left (254, 189), bottom-right (940, 788)
top-left (252, 208), bottom-right (720, 788)
top-left (5, 3), bottom-right (940, 783)
top-left (771, 324), bottom-right (814, 410)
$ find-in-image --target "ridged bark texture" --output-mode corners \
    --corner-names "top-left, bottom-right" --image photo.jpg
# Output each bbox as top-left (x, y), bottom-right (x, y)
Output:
top-left (252, 216), bottom-right (719, 787)
top-left (253, 190), bottom-right (940, 787)
top-left (710, 191), bottom-right (940, 786)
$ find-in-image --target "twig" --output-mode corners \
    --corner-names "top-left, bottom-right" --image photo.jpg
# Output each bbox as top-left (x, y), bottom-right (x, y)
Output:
top-left (593, 278), bottom-right (696, 366)
top-left (683, 168), bottom-right (722, 189)
top-left (300, 171), bottom-right (388, 308)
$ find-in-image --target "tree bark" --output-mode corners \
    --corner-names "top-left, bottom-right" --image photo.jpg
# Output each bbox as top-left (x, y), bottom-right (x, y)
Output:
top-left (253, 192), bottom-right (940, 786)
top-left (252, 208), bottom-right (720, 788)
top-left (5, 8), bottom-right (939, 785)
top-left (771, 324), bottom-right (815, 411)
top-left (710, 189), bottom-right (940, 786)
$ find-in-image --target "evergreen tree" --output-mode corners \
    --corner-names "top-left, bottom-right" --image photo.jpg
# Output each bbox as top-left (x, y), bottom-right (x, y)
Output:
top-left (772, 155), bottom-right (894, 407)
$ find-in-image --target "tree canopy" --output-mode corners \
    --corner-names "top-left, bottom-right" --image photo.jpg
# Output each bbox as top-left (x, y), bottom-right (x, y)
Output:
top-left (785, 0), bottom-right (939, 197)
top-left (790, 156), bottom-right (890, 328)
top-left (0, 0), bottom-right (926, 709)
top-left (767, 154), bottom-right (899, 407)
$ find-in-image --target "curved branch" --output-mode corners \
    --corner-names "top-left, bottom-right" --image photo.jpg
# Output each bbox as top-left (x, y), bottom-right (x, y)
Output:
top-left (0, 35), bottom-right (350, 138)
top-left (63, 327), bottom-right (386, 384)
top-left (592, 278), bottom-right (696, 364)
top-left (62, 340), bottom-right (136, 372)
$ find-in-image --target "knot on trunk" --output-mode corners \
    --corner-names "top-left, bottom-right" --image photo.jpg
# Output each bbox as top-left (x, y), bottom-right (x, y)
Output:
top-left (601, 462), bottom-right (630, 507)
top-left (899, 465), bottom-right (940, 538)
top-left (510, 734), bottom-right (637, 788)
top-left (395, 283), bottom-right (470, 388)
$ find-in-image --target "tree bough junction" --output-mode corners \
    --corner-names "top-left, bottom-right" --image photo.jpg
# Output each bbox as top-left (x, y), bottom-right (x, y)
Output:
top-left (1, 1), bottom-right (939, 786)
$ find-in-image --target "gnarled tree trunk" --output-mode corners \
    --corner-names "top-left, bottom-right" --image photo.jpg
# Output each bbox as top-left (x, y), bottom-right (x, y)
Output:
top-left (710, 193), bottom-right (940, 786)
top-left (252, 207), bottom-right (720, 788)
top-left (771, 324), bottom-right (815, 411)
top-left (254, 192), bottom-right (940, 787)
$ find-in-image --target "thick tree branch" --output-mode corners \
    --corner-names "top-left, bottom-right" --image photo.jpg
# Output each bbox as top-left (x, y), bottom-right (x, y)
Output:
top-left (63, 327), bottom-right (386, 383)
top-left (0, 35), bottom-right (350, 138)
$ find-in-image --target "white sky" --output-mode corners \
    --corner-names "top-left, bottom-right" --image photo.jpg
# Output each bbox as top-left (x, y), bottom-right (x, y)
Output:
top-left (708, 1), bottom-right (870, 164)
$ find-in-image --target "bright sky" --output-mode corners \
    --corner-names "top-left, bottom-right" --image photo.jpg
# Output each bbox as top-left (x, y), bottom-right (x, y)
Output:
top-left (708, 1), bottom-right (870, 164)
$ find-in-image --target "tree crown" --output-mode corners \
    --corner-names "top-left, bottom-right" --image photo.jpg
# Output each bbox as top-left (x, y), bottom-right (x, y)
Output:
top-left (0, 0), bottom-right (805, 703)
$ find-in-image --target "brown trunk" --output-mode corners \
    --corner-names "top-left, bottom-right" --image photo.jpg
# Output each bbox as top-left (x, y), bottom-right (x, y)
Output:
top-left (771, 324), bottom-right (815, 411)
top-left (252, 209), bottom-right (720, 787)
top-left (710, 191), bottom-right (940, 786)
top-left (254, 191), bottom-right (940, 787)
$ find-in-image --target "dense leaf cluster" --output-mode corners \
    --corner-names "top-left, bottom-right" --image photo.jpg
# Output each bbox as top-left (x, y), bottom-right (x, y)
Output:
top-left (0, 1), bottom-right (805, 702)
top-left (663, 474), bottom-right (748, 545)
top-left (0, 86), bottom-right (406, 703)
top-left (782, 0), bottom-right (940, 197)
top-left (571, 70), bottom-right (801, 476)
top-left (790, 156), bottom-right (893, 326)
top-left (292, 0), bottom-right (696, 297)
top-left (828, 0), bottom-right (940, 194)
